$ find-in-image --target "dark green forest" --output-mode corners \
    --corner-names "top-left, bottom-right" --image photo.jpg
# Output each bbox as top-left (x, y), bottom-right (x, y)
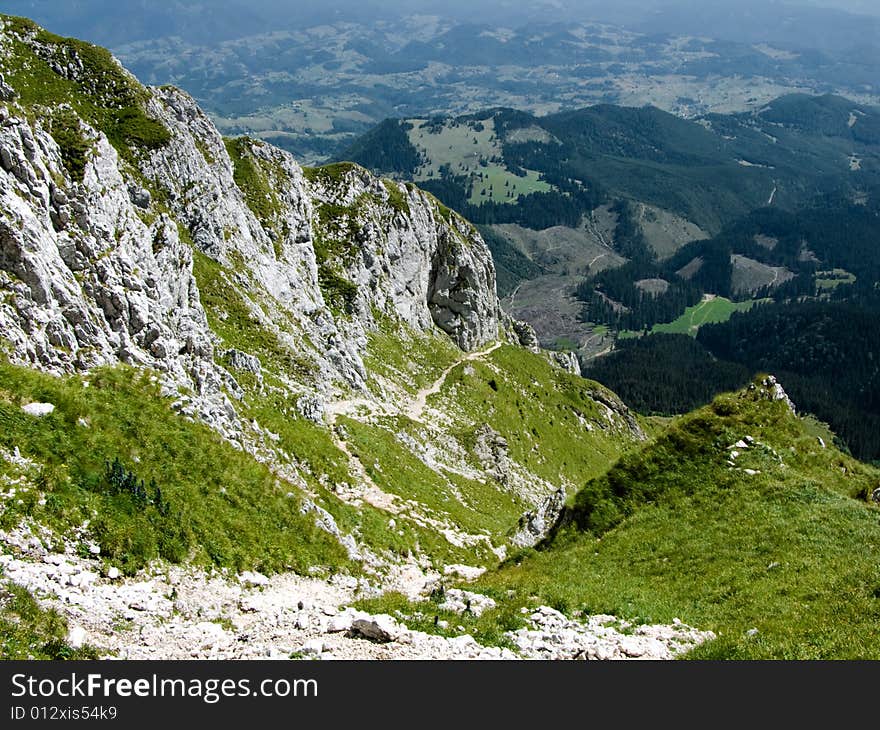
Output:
top-left (343, 95), bottom-right (880, 462)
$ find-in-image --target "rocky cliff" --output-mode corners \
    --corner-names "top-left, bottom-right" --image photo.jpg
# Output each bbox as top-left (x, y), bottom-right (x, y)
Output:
top-left (0, 15), bottom-right (648, 635)
top-left (0, 17), bottom-right (506, 445)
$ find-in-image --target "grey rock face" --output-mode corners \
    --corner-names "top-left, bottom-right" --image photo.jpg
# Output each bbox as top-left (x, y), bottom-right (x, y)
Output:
top-left (510, 487), bottom-right (567, 548)
top-left (0, 74), bottom-right (503, 445)
top-left (127, 185), bottom-right (152, 209)
top-left (759, 375), bottom-right (797, 413)
top-left (0, 73), bottom-right (14, 102)
top-left (224, 349), bottom-right (262, 380)
top-left (427, 218), bottom-right (501, 351)
top-left (550, 350), bottom-right (581, 376)
top-left (0, 108), bottom-right (238, 436)
top-left (511, 318), bottom-right (540, 352)
top-left (473, 424), bottom-right (511, 487)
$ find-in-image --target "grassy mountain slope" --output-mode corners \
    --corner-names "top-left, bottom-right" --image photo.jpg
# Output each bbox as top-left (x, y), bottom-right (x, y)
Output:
top-left (473, 379), bottom-right (880, 658)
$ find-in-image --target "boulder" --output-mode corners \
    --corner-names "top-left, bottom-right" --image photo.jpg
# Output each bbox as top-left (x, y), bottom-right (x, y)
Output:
top-left (350, 613), bottom-right (402, 643)
top-left (66, 626), bottom-right (88, 649)
top-left (21, 402), bottom-right (55, 417)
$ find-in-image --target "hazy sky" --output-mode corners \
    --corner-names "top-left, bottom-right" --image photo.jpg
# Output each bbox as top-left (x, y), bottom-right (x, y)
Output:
top-left (2, 0), bottom-right (878, 48)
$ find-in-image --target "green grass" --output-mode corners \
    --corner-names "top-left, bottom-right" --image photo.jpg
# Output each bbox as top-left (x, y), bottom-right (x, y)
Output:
top-left (363, 315), bottom-right (461, 396)
top-left (224, 138), bottom-right (283, 226)
top-left (382, 179), bottom-right (411, 216)
top-left (0, 360), bottom-right (351, 576)
top-left (437, 345), bottom-right (638, 488)
top-left (814, 269), bottom-right (856, 291)
top-left (0, 15), bottom-right (170, 168)
top-left (468, 166), bottom-right (550, 206)
top-left (0, 579), bottom-right (98, 659)
top-left (341, 415), bottom-right (522, 545)
top-left (405, 116), bottom-right (552, 207)
top-left (302, 162), bottom-right (359, 187)
top-left (474, 382), bottom-right (880, 658)
top-left (620, 296), bottom-right (761, 339)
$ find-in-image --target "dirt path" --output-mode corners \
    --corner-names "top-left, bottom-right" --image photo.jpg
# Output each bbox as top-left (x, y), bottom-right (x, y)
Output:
top-left (506, 282), bottom-right (524, 309)
top-left (407, 341), bottom-right (503, 422)
top-left (324, 397), bottom-right (388, 427)
top-left (587, 253), bottom-right (608, 270)
top-left (320, 340), bottom-right (504, 512)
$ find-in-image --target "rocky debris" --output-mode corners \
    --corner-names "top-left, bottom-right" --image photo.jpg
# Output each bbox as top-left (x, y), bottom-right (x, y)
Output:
top-left (0, 521), bottom-right (714, 661)
top-left (751, 376), bottom-right (796, 413)
top-left (438, 588), bottom-right (497, 617)
top-left (299, 638), bottom-right (324, 656)
top-left (510, 488), bottom-right (567, 548)
top-left (351, 614), bottom-right (403, 643)
top-left (871, 487), bottom-right (880, 504)
top-left (549, 350), bottom-right (581, 376)
top-left (511, 319), bottom-right (540, 352)
top-left (508, 606), bottom-right (714, 660)
top-left (326, 607), bottom-right (366, 633)
top-left (472, 425), bottom-right (511, 486)
top-left (21, 402), bottom-right (56, 417)
top-left (443, 564), bottom-right (486, 581)
top-left (238, 571), bottom-right (270, 588)
top-left (66, 625), bottom-right (88, 650)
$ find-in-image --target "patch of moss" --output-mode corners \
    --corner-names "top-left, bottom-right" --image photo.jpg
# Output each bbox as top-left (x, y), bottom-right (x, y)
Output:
top-left (49, 108), bottom-right (90, 183)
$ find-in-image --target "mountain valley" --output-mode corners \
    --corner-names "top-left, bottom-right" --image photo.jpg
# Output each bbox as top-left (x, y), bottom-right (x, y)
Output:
top-left (1, 14), bottom-right (879, 661)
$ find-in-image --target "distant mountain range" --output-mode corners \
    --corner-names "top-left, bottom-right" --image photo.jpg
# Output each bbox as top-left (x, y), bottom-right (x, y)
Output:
top-left (4, 2), bottom-right (878, 163)
top-left (343, 94), bottom-right (880, 461)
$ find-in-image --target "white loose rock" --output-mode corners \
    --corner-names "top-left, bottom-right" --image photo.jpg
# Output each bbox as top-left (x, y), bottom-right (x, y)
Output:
top-left (21, 403), bottom-right (55, 417)
top-left (238, 571), bottom-right (269, 588)
top-left (301, 639), bottom-right (323, 656)
top-left (67, 626), bottom-right (88, 649)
